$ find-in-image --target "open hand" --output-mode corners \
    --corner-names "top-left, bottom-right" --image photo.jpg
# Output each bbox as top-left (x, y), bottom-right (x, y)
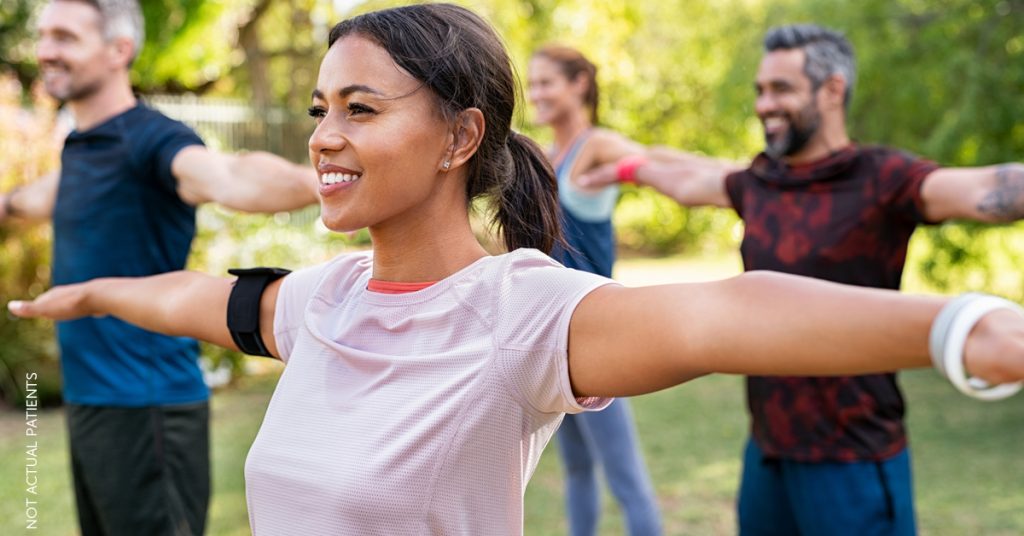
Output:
top-left (8, 283), bottom-right (96, 321)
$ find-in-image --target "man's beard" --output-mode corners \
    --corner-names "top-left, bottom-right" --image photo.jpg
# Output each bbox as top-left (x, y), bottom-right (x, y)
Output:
top-left (763, 103), bottom-right (821, 160)
top-left (41, 62), bottom-right (104, 103)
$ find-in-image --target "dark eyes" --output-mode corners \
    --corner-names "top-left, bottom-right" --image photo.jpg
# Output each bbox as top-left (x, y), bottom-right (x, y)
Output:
top-left (346, 103), bottom-right (376, 116)
top-left (306, 103), bottom-right (377, 121)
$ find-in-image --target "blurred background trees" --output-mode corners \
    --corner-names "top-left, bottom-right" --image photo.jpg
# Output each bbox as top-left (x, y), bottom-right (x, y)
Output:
top-left (1, 0), bottom-right (1022, 401)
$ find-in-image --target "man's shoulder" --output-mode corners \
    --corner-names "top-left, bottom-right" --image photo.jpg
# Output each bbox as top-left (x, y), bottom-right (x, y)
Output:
top-left (852, 144), bottom-right (939, 178)
top-left (117, 104), bottom-right (204, 165)
top-left (854, 144), bottom-right (922, 163)
top-left (126, 104), bottom-right (200, 137)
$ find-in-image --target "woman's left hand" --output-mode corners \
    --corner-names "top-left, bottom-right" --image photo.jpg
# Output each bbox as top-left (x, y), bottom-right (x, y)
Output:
top-left (8, 283), bottom-right (97, 321)
top-left (963, 308), bottom-right (1024, 385)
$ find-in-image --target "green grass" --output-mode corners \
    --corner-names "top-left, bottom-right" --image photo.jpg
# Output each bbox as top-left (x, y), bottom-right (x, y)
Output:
top-left (0, 373), bottom-right (280, 536)
top-left (527, 371), bottom-right (1024, 535)
top-left (1, 255), bottom-right (1022, 535)
top-left (5, 371), bottom-right (1021, 535)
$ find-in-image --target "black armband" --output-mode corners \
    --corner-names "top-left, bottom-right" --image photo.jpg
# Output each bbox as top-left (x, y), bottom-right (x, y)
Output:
top-left (226, 267), bottom-right (291, 357)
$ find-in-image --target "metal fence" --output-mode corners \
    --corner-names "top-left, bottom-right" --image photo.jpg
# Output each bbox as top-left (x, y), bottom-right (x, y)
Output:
top-left (145, 94), bottom-right (312, 164)
top-left (145, 94), bottom-right (321, 226)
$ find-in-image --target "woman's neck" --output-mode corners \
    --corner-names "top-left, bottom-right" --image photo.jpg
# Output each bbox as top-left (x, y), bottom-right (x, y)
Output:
top-left (550, 113), bottom-right (592, 160)
top-left (368, 197), bottom-right (489, 283)
top-left (371, 231), bottom-right (489, 283)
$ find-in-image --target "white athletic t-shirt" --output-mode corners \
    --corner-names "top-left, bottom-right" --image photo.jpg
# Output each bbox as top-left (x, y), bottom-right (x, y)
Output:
top-left (244, 248), bottom-right (615, 535)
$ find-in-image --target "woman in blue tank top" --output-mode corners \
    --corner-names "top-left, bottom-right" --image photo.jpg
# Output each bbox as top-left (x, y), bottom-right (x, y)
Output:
top-left (528, 45), bottom-right (662, 536)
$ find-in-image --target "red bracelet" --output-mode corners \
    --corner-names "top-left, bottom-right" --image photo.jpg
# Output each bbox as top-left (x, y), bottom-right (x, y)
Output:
top-left (615, 155), bottom-right (648, 183)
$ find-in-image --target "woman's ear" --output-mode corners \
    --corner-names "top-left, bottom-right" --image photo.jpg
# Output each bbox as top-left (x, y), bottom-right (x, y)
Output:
top-left (444, 108), bottom-right (485, 171)
top-left (570, 72), bottom-right (590, 101)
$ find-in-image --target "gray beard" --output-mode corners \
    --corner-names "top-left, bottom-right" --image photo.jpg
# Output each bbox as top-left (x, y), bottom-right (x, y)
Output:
top-left (764, 114), bottom-right (820, 160)
top-left (45, 74), bottom-right (105, 103)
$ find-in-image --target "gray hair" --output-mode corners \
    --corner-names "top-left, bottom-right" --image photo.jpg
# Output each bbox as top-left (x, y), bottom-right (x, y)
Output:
top-left (764, 24), bottom-right (855, 110)
top-left (64, 0), bottom-right (145, 63)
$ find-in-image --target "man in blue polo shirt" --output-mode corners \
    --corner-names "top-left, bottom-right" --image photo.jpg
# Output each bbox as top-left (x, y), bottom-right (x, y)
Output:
top-left (0, 1), bottom-right (318, 534)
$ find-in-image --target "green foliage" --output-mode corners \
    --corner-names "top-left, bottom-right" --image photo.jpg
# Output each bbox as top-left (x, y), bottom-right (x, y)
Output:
top-left (906, 221), bottom-right (1024, 301)
top-left (0, 77), bottom-right (61, 407)
top-left (615, 188), bottom-right (741, 255)
top-left (0, 0), bottom-right (37, 91)
top-left (1, 0), bottom-right (1022, 387)
top-left (491, 0), bottom-right (1024, 278)
top-left (134, 0), bottom-right (236, 92)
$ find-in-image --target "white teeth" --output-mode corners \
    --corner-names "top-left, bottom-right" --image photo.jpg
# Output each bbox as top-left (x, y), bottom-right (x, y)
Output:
top-left (764, 118), bottom-right (786, 130)
top-left (321, 172), bottom-right (360, 185)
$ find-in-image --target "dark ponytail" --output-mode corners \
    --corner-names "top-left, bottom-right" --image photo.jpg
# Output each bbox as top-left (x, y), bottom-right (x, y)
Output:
top-left (329, 3), bottom-right (563, 253)
top-left (498, 132), bottom-right (561, 253)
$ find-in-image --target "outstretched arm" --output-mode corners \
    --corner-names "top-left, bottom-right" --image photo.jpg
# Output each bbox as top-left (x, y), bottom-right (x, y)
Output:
top-left (577, 146), bottom-right (743, 208)
top-left (0, 172), bottom-right (60, 222)
top-left (172, 146), bottom-right (319, 213)
top-left (566, 129), bottom-right (644, 191)
top-left (567, 272), bottom-right (1024, 398)
top-left (8, 271), bottom-right (284, 359)
top-left (921, 163), bottom-right (1024, 223)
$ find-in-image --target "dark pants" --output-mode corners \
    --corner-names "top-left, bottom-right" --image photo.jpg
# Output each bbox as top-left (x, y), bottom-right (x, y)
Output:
top-left (738, 439), bottom-right (916, 536)
top-left (66, 402), bottom-right (210, 536)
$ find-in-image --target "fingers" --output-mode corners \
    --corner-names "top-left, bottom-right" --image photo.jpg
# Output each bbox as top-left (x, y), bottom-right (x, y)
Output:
top-left (984, 309), bottom-right (1024, 383)
top-left (7, 300), bottom-right (36, 318)
top-left (7, 286), bottom-right (88, 321)
top-left (577, 163), bottom-right (618, 188)
top-left (963, 306), bottom-right (1024, 388)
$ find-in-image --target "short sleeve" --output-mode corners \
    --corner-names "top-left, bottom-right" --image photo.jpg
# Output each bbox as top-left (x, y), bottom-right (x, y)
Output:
top-left (724, 169), bottom-right (749, 216)
top-left (132, 111), bottom-right (204, 195)
top-left (493, 252), bottom-right (617, 415)
top-left (272, 263), bottom-right (329, 362)
top-left (875, 148), bottom-right (940, 224)
top-left (154, 122), bottom-right (203, 193)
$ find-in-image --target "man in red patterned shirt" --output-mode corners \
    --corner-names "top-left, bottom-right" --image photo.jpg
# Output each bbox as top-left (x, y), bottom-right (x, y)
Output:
top-left (582, 23), bottom-right (1024, 536)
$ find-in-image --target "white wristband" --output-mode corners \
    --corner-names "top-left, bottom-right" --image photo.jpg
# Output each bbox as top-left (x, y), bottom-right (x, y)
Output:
top-left (929, 293), bottom-right (1023, 401)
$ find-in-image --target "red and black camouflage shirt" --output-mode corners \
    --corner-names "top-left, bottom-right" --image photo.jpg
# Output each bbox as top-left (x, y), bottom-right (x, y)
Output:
top-left (724, 144), bottom-right (940, 462)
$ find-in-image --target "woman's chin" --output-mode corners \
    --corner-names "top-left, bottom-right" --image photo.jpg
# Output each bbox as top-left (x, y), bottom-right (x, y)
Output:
top-left (320, 213), bottom-right (364, 234)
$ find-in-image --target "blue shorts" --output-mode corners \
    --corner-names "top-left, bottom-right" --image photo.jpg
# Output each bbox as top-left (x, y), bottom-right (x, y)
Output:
top-left (738, 438), bottom-right (916, 536)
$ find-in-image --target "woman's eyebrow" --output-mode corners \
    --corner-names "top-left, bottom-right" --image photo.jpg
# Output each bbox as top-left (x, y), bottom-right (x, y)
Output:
top-left (311, 85), bottom-right (384, 101)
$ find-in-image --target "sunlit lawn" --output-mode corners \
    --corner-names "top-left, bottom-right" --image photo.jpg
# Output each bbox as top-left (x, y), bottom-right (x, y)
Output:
top-left (1, 254), bottom-right (1022, 535)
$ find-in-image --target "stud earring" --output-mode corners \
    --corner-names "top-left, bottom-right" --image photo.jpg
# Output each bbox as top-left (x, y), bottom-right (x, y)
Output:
top-left (443, 160), bottom-right (451, 170)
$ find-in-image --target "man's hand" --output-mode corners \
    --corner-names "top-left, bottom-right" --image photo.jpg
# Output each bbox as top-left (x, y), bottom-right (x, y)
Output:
top-left (0, 173), bottom-right (60, 222)
top-left (173, 146), bottom-right (319, 213)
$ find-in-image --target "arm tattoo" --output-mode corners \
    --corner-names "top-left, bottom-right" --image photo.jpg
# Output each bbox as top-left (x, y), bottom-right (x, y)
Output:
top-left (977, 164), bottom-right (1024, 221)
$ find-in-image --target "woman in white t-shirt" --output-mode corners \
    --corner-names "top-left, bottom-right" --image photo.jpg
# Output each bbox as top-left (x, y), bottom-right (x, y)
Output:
top-left (10, 4), bottom-right (1024, 535)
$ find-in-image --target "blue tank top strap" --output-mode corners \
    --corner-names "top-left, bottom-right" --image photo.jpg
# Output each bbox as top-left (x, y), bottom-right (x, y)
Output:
top-left (549, 130), bottom-right (618, 277)
top-left (555, 131), bottom-right (619, 223)
top-left (553, 131), bottom-right (591, 177)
